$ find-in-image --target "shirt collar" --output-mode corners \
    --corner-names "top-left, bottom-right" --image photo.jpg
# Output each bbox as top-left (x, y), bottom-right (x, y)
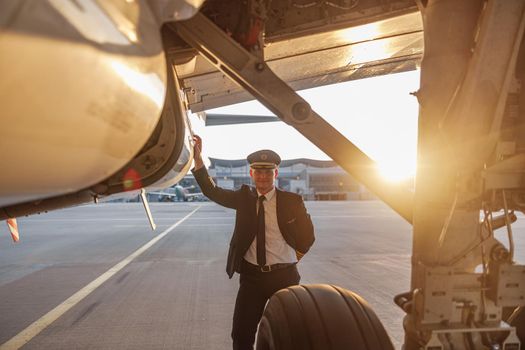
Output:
top-left (257, 187), bottom-right (275, 201)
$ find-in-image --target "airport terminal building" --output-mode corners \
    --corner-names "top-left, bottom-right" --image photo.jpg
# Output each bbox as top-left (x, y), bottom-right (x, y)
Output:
top-left (179, 158), bottom-right (376, 200)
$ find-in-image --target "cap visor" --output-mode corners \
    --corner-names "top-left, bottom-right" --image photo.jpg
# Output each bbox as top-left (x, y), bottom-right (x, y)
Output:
top-left (250, 162), bottom-right (277, 169)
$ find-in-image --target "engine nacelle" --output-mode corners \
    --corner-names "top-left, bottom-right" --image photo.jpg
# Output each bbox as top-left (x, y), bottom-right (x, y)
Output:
top-left (0, 0), bottom-right (194, 219)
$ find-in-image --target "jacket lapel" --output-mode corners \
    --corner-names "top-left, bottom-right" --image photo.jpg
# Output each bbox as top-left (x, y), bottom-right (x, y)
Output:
top-left (275, 188), bottom-right (284, 230)
top-left (249, 186), bottom-right (258, 209)
top-left (248, 186), bottom-right (258, 232)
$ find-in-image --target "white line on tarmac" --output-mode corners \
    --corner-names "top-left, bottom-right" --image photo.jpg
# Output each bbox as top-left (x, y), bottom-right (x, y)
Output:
top-left (0, 206), bottom-right (201, 350)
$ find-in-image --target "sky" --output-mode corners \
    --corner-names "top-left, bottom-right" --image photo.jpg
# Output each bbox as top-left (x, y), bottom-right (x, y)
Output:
top-left (189, 70), bottom-right (420, 181)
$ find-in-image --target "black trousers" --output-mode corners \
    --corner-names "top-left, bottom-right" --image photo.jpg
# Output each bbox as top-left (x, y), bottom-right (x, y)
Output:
top-left (231, 260), bottom-right (300, 350)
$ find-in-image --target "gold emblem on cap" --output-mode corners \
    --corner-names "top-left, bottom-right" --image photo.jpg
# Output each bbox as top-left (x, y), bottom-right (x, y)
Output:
top-left (261, 154), bottom-right (268, 160)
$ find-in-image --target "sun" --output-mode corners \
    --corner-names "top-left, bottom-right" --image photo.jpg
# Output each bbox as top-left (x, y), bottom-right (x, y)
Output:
top-left (377, 157), bottom-right (416, 183)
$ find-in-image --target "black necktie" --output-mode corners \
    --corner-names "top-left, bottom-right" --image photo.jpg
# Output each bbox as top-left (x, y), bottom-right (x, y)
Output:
top-left (257, 195), bottom-right (266, 266)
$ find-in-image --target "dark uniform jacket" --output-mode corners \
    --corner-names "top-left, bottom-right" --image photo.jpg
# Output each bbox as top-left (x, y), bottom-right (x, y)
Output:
top-left (192, 167), bottom-right (315, 278)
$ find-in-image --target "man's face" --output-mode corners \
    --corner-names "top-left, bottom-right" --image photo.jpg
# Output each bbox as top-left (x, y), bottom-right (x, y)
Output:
top-left (250, 168), bottom-right (278, 194)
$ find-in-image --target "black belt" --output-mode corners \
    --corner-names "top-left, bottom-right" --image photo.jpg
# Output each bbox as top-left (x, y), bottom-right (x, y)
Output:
top-left (242, 259), bottom-right (296, 273)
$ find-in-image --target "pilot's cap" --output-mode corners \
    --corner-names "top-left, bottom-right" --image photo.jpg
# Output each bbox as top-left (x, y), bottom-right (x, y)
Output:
top-left (247, 150), bottom-right (281, 169)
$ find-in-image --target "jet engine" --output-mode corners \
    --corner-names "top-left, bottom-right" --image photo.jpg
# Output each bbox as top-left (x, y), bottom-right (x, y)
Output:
top-left (0, 0), bottom-right (196, 219)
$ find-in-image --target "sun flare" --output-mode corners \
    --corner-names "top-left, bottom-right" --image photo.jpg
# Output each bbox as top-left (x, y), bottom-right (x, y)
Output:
top-left (378, 160), bottom-right (416, 183)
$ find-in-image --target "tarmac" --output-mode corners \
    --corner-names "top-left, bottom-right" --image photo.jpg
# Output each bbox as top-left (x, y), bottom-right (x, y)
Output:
top-left (0, 201), bottom-right (523, 349)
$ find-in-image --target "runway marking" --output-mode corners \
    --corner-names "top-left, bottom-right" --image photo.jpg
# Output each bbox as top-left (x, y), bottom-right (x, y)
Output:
top-left (0, 206), bottom-right (201, 350)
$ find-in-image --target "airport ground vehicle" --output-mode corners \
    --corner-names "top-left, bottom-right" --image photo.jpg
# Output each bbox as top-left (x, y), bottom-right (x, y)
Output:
top-left (1, 0), bottom-right (524, 348)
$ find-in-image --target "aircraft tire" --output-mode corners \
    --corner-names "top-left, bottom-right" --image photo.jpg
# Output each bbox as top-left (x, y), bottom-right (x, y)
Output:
top-left (255, 284), bottom-right (394, 350)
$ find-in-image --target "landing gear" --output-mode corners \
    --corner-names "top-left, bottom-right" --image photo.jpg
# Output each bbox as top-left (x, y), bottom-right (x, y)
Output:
top-left (256, 284), bottom-right (394, 350)
top-left (508, 307), bottom-right (525, 350)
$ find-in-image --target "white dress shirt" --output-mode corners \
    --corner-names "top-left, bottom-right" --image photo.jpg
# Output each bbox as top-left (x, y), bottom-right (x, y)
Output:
top-left (244, 187), bottom-right (298, 265)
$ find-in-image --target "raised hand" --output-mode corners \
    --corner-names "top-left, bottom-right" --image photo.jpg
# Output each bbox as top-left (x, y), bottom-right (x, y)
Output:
top-left (192, 135), bottom-right (204, 170)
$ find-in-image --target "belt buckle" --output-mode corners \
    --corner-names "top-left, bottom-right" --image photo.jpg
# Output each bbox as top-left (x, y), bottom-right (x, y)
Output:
top-left (260, 265), bottom-right (272, 272)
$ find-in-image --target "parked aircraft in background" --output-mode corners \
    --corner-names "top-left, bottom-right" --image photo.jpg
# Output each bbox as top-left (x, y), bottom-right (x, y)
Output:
top-left (150, 185), bottom-right (204, 202)
top-left (1, 0), bottom-right (524, 349)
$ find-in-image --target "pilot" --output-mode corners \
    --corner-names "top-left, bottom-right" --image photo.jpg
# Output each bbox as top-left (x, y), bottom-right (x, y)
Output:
top-left (191, 135), bottom-right (315, 350)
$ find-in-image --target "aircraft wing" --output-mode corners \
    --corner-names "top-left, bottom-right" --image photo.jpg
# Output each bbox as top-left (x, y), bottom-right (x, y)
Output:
top-left (175, 0), bottom-right (422, 112)
top-left (204, 113), bottom-right (280, 126)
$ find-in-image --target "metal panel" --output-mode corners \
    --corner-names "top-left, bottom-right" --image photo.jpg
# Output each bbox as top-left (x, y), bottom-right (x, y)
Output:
top-left (489, 263), bottom-right (525, 307)
top-left (177, 11), bottom-right (423, 112)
